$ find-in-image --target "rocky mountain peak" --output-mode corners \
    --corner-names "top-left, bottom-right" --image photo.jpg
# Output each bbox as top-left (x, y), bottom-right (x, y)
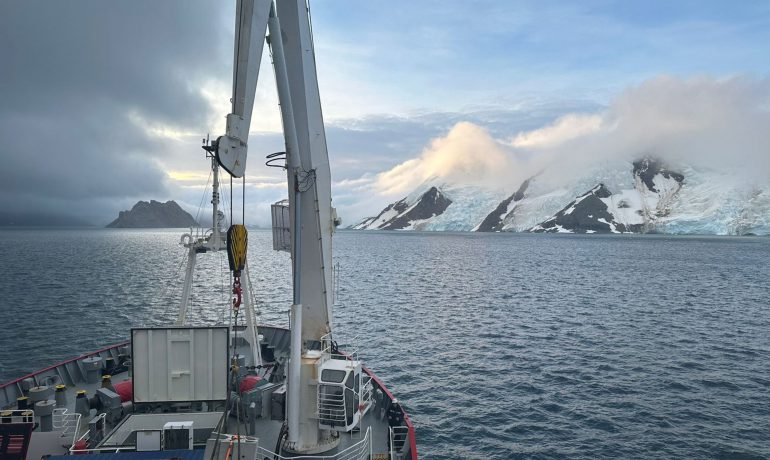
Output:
top-left (106, 200), bottom-right (198, 228)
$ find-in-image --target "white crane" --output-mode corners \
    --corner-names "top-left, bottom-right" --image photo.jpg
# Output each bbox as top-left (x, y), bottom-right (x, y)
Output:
top-left (203, 0), bottom-right (362, 454)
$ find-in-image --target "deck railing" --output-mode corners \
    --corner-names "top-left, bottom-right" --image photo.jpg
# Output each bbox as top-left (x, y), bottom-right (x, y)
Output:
top-left (317, 386), bottom-right (347, 426)
top-left (0, 409), bottom-right (35, 424)
top-left (320, 333), bottom-right (361, 366)
top-left (255, 426), bottom-right (372, 460)
top-left (389, 426), bottom-right (410, 460)
top-left (68, 413), bottom-right (107, 454)
top-left (52, 408), bottom-right (81, 447)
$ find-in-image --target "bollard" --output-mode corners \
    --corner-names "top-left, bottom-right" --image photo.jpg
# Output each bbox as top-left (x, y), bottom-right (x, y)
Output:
top-left (75, 390), bottom-right (91, 417)
top-left (35, 400), bottom-right (56, 432)
top-left (55, 384), bottom-right (68, 407)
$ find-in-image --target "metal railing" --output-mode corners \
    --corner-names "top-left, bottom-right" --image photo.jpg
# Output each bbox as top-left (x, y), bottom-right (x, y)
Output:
top-left (255, 426), bottom-right (372, 460)
top-left (317, 385), bottom-right (347, 426)
top-left (68, 413), bottom-right (107, 454)
top-left (361, 375), bottom-right (373, 413)
top-left (317, 375), bottom-right (373, 429)
top-left (52, 408), bottom-right (81, 446)
top-left (0, 409), bottom-right (35, 424)
top-left (389, 426), bottom-right (410, 460)
top-left (320, 333), bottom-right (360, 366)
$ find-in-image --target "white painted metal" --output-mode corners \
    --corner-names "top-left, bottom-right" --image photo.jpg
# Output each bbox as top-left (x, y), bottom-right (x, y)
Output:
top-left (316, 334), bottom-right (372, 432)
top-left (288, 303), bottom-right (302, 446)
top-left (269, 0), bottom-right (337, 452)
top-left (268, 5), bottom-right (302, 171)
top-left (268, 5), bottom-right (311, 447)
top-left (136, 430), bottom-right (162, 452)
top-left (254, 427), bottom-right (372, 460)
top-left (207, 0), bottom-right (340, 453)
top-left (176, 246), bottom-right (197, 325)
top-left (389, 426), bottom-right (410, 460)
top-left (276, 0), bottom-right (336, 343)
top-left (162, 421), bottom-right (194, 450)
top-left (177, 158), bottom-right (228, 326)
top-left (99, 412), bottom-right (224, 448)
top-left (131, 327), bottom-right (228, 403)
top-left (209, 158), bottom-right (224, 250)
top-left (52, 408), bottom-right (81, 448)
top-left (216, 0), bottom-right (272, 178)
top-left (242, 261), bottom-right (262, 366)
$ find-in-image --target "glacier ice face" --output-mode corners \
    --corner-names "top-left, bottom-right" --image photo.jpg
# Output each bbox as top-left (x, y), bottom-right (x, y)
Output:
top-left (416, 185), bottom-right (508, 231)
top-left (658, 166), bottom-right (770, 235)
top-left (355, 159), bottom-right (770, 235)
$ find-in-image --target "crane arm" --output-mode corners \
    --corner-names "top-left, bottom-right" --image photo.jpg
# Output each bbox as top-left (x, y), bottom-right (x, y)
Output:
top-left (215, 0), bottom-right (272, 178)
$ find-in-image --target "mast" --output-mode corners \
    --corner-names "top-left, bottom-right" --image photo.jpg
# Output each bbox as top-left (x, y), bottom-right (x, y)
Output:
top-left (206, 0), bottom-right (338, 453)
top-left (271, 0), bottom-right (337, 453)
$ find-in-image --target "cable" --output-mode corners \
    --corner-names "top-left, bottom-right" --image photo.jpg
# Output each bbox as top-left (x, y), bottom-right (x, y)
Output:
top-left (193, 168), bottom-right (213, 229)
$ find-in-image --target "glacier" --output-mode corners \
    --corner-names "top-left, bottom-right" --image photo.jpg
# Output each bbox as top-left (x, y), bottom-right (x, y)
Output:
top-left (353, 158), bottom-right (770, 236)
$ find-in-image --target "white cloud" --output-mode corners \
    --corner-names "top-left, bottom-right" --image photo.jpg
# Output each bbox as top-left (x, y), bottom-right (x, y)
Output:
top-left (509, 113), bottom-right (604, 149)
top-left (515, 75), bottom-right (770, 181)
top-left (373, 121), bottom-right (514, 196)
top-left (337, 75), bottom-right (770, 223)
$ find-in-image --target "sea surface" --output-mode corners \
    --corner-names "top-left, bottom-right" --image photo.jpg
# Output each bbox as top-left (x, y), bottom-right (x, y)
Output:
top-left (1, 228), bottom-right (769, 459)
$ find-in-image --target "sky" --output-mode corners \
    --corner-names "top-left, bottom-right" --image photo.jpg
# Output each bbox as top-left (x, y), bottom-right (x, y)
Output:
top-left (1, 0), bottom-right (769, 226)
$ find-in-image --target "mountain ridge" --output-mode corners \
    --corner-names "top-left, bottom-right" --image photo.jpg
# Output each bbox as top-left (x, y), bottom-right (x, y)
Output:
top-left (352, 158), bottom-right (770, 235)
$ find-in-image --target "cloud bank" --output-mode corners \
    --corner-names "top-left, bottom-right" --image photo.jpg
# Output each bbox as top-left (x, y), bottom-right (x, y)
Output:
top-left (373, 122), bottom-right (514, 195)
top-left (356, 75), bottom-right (770, 219)
top-left (513, 76), bottom-right (770, 181)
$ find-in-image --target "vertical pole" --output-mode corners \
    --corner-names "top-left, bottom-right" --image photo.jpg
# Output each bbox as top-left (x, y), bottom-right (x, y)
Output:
top-left (289, 302), bottom-right (302, 446)
top-left (269, 4), bottom-right (304, 448)
top-left (177, 246), bottom-right (197, 325)
top-left (211, 158), bottom-right (222, 250)
top-left (242, 262), bottom-right (262, 366)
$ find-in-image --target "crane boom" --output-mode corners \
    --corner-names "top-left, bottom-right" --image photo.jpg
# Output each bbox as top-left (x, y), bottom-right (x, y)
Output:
top-left (276, 0), bottom-right (334, 344)
top-left (216, 0), bottom-right (271, 178)
top-left (210, 0), bottom-right (339, 453)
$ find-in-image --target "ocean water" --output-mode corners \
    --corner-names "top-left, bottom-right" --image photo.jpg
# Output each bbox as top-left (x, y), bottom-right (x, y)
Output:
top-left (1, 228), bottom-right (769, 459)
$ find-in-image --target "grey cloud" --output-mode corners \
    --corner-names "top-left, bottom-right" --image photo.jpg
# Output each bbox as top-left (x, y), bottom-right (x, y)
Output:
top-left (0, 0), bottom-right (232, 225)
top-left (325, 100), bottom-right (601, 178)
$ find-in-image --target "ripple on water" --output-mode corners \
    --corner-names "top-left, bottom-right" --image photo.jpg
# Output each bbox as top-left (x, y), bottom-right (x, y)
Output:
top-left (2, 230), bottom-right (770, 459)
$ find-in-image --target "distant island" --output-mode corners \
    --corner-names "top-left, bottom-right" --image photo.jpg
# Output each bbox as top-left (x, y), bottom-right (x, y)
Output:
top-left (107, 200), bottom-right (198, 228)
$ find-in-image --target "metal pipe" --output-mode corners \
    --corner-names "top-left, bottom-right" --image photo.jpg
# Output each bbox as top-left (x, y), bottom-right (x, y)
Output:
top-left (211, 158), bottom-right (221, 249)
top-left (270, 4), bottom-right (304, 447)
top-left (177, 245), bottom-right (197, 325)
top-left (269, 5), bottom-right (302, 171)
top-left (242, 262), bottom-right (262, 367)
top-left (288, 302), bottom-right (302, 447)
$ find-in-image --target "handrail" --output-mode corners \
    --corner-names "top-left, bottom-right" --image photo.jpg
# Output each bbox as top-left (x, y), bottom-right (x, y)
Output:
top-left (320, 333), bottom-right (361, 366)
top-left (389, 426), bottom-right (410, 460)
top-left (254, 426), bottom-right (371, 460)
top-left (68, 413), bottom-right (107, 454)
top-left (362, 366), bottom-right (418, 460)
top-left (52, 408), bottom-right (81, 447)
top-left (0, 409), bottom-right (35, 423)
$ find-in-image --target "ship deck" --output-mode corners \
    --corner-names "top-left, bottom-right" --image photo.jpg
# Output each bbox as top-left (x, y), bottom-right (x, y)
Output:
top-left (0, 325), bottom-right (416, 460)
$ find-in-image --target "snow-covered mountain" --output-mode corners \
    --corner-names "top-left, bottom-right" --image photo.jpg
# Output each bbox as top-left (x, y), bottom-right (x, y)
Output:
top-left (353, 158), bottom-right (770, 235)
top-left (352, 183), bottom-right (507, 231)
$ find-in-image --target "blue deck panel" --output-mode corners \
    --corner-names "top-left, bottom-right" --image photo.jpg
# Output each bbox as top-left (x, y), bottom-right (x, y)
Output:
top-left (45, 449), bottom-right (205, 460)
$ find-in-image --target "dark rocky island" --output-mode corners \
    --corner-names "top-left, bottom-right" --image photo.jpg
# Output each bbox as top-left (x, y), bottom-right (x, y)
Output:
top-left (107, 200), bottom-right (198, 228)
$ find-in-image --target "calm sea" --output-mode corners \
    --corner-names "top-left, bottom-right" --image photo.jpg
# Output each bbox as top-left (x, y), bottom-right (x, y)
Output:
top-left (1, 229), bottom-right (769, 459)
